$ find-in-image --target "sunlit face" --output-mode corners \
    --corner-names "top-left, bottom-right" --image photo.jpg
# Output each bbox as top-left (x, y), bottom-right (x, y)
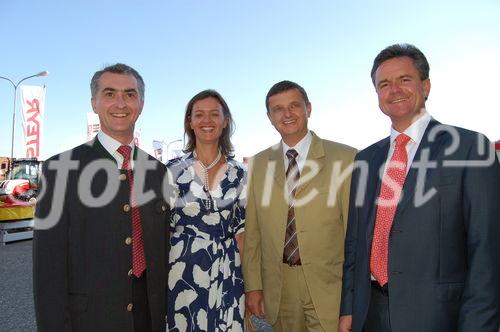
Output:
top-left (91, 72), bottom-right (143, 144)
top-left (190, 97), bottom-right (228, 145)
top-left (267, 88), bottom-right (311, 146)
top-left (374, 56), bottom-right (431, 132)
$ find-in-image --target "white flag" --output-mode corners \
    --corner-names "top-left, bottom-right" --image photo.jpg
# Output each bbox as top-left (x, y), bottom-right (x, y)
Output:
top-left (86, 112), bottom-right (100, 141)
top-left (20, 85), bottom-right (46, 159)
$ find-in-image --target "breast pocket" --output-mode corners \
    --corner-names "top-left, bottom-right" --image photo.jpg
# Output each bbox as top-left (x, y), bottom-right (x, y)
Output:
top-left (435, 282), bottom-right (464, 302)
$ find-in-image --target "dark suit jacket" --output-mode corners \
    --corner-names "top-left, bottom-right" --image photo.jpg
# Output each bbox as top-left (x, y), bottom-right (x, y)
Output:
top-left (340, 120), bottom-right (500, 332)
top-left (33, 139), bottom-right (170, 332)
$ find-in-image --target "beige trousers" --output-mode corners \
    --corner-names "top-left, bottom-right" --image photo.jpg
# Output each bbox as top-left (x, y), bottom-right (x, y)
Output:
top-left (272, 264), bottom-right (325, 332)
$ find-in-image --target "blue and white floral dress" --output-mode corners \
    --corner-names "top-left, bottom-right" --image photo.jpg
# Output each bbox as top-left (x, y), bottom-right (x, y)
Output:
top-left (166, 153), bottom-right (246, 332)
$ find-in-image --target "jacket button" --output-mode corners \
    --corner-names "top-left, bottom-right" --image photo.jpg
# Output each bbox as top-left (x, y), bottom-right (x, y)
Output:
top-left (123, 204), bottom-right (130, 212)
top-left (127, 303), bottom-right (133, 312)
top-left (119, 173), bottom-right (127, 181)
top-left (125, 237), bottom-right (132, 245)
top-left (128, 269), bottom-right (134, 277)
top-left (161, 205), bottom-right (167, 212)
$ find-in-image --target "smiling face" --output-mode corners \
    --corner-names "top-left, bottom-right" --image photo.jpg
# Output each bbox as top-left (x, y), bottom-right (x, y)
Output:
top-left (267, 88), bottom-right (311, 146)
top-left (189, 96), bottom-right (228, 146)
top-left (91, 72), bottom-right (143, 144)
top-left (374, 56), bottom-right (431, 132)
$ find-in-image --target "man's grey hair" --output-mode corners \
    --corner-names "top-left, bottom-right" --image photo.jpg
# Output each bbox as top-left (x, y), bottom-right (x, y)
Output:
top-left (90, 63), bottom-right (145, 101)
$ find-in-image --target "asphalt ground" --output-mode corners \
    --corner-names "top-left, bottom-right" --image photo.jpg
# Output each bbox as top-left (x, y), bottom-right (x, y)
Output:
top-left (0, 239), bottom-right (271, 332)
top-left (0, 240), bottom-right (36, 331)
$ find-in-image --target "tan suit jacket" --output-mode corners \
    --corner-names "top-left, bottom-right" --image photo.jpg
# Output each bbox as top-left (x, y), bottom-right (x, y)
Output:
top-left (243, 132), bottom-right (356, 330)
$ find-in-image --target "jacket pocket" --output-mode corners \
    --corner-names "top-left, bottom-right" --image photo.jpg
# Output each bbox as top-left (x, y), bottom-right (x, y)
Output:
top-left (435, 282), bottom-right (464, 302)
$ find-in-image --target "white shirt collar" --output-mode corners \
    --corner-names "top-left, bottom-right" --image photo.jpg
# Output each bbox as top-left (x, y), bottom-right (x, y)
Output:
top-left (97, 131), bottom-right (135, 166)
top-left (282, 130), bottom-right (312, 159)
top-left (390, 110), bottom-right (431, 145)
top-left (281, 131), bottom-right (312, 172)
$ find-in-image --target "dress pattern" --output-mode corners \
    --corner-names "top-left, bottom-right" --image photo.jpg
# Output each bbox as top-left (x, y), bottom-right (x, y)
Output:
top-left (166, 153), bottom-right (246, 332)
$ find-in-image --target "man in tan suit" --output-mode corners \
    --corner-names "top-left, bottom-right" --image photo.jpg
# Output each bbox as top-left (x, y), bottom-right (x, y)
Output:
top-left (243, 80), bottom-right (356, 331)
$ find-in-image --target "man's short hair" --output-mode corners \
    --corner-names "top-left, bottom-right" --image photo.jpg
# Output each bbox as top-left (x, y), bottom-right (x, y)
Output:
top-left (90, 63), bottom-right (145, 101)
top-left (371, 43), bottom-right (430, 85)
top-left (265, 80), bottom-right (310, 112)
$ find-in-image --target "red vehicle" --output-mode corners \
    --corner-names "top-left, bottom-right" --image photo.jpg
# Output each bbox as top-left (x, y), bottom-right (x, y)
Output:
top-left (0, 158), bottom-right (42, 243)
top-left (0, 158), bottom-right (41, 203)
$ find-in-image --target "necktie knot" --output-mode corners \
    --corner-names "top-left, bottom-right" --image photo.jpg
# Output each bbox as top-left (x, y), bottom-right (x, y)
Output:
top-left (395, 133), bottom-right (411, 148)
top-left (117, 145), bottom-right (132, 171)
top-left (117, 145), bottom-right (132, 160)
top-left (286, 149), bottom-right (298, 161)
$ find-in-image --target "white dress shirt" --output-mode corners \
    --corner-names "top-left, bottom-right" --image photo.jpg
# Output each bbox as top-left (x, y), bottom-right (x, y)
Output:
top-left (282, 131), bottom-right (313, 173)
top-left (386, 111), bottom-right (432, 174)
top-left (370, 111), bottom-right (432, 281)
top-left (97, 131), bottom-right (135, 169)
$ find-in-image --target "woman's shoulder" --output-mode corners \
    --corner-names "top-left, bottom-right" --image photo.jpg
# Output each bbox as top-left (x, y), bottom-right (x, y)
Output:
top-left (166, 153), bottom-right (194, 169)
top-left (227, 157), bottom-right (247, 174)
top-left (225, 158), bottom-right (248, 187)
top-left (166, 154), bottom-right (195, 185)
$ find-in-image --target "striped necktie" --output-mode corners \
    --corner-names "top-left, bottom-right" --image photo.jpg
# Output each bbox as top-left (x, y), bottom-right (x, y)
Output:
top-left (117, 145), bottom-right (146, 277)
top-left (283, 149), bottom-right (301, 266)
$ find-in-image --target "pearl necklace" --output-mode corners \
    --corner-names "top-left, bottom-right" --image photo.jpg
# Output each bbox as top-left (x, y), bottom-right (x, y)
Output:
top-left (193, 149), bottom-right (222, 210)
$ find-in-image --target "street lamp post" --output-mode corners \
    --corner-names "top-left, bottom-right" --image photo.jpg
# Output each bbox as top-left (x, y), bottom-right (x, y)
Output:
top-left (0, 71), bottom-right (49, 178)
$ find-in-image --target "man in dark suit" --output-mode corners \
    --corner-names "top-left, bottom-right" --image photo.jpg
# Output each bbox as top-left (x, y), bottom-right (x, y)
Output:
top-left (339, 44), bottom-right (500, 332)
top-left (33, 63), bottom-right (170, 331)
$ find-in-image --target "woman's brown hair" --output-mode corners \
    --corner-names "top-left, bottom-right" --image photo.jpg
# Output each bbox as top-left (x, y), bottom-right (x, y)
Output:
top-left (183, 89), bottom-right (235, 157)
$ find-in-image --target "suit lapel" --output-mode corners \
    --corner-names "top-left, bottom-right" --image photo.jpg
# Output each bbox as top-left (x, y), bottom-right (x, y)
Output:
top-left (270, 132), bottom-right (326, 194)
top-left (364, 120), bottom-right (446, 253)
top-left (395, 120), bottom-right (444, 215)
top-left (91, 137), bottom-right (118, 164)
top-left (296, 132), bottom-right (325, 194)
top-left (268, 143), bottom-right (286, 189)
top-left (259, 144), bottom-right (287, 253)
top-left (365, 138), bottom-right (390, 245)
top-left (136, 148), bottom-right (154, 256)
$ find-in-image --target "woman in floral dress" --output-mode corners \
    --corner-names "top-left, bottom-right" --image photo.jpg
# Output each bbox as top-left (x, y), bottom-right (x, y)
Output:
top-left (166, 90), bottom-right (246, 331)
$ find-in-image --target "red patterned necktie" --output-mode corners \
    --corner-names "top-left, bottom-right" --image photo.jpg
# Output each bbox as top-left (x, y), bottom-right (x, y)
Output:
top-left (283, 149), bottom-right (301, 266)
top-left (117, 145), bottom-right (146, 277)
top-left (370, 134), bottom-right (411, 286)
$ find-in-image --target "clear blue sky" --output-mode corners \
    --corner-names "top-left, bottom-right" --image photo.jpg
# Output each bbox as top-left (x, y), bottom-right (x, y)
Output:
top-left (1, 0), bottom-right (499, 160)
